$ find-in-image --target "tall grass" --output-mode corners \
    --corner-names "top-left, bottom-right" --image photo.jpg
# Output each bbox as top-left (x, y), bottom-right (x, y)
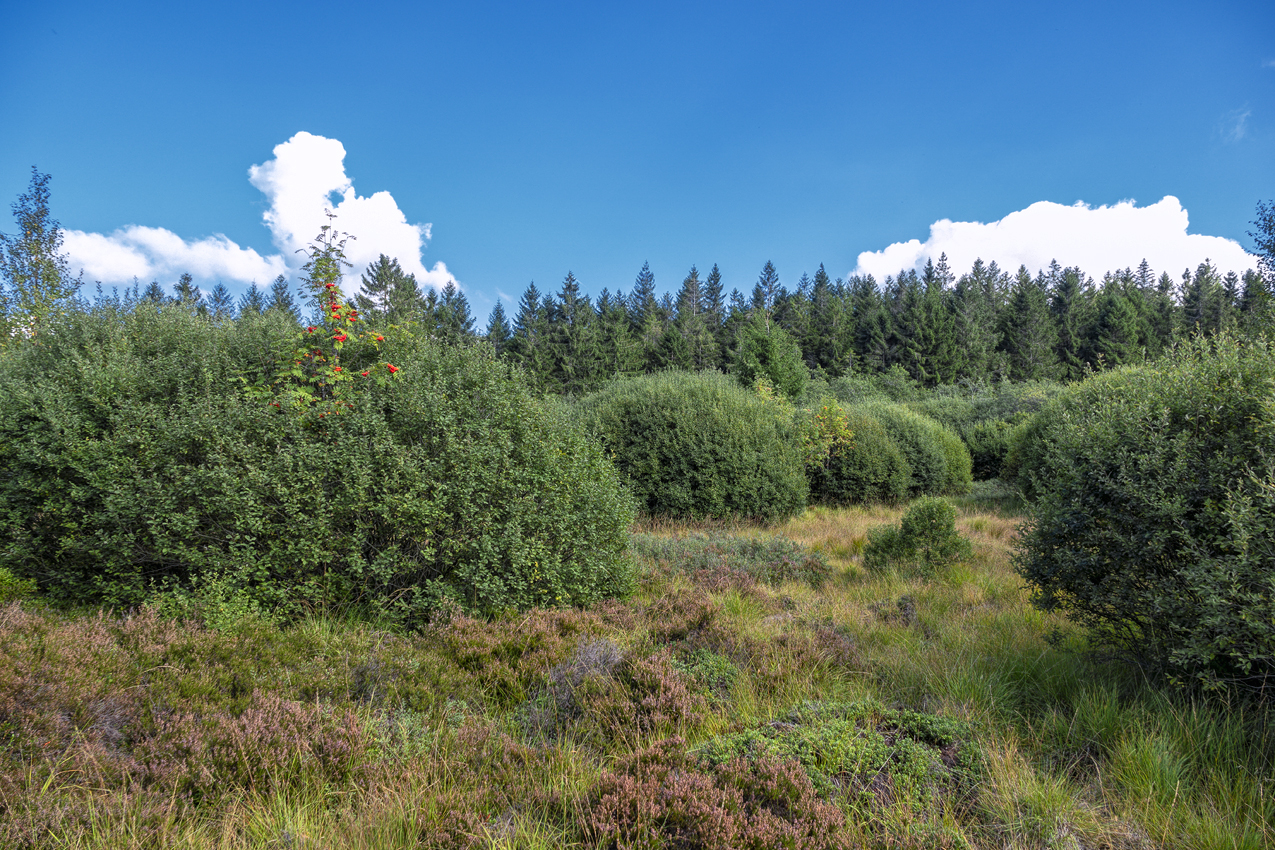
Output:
top-left (2, 500), bottom-right (1271, 848)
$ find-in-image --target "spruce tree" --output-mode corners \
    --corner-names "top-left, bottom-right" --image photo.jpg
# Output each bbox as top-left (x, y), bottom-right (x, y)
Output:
top-left (208, 283), bottom-right (235, 319)
top-left (548, 271), bottom-right (602, 395)
top-left (143, 281), bottom-right (168, 304)
top-left (172, 273), bottom-right (202, 308)
top-left (1049, 263), bottom-right (1094, 380)
top-left (953, 258), bottom-right (1006, 381)
top-left (595, 289), bottom-right (645, 379)
top-left (669, 265), bottom-right (719, 370)
top-left (999, 266), bottom-right (1058, 381)
top-left (485, 300), bottom-right (513, 355)
top-left (437, 280), bottom-right (476, 344)
top-left (808, 265), bottom-right (853, 376)
top-left (267, 274), bottom-right (300, 323)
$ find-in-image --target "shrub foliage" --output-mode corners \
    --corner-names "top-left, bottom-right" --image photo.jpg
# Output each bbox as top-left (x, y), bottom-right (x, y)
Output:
top-left (578, 370), bottom-right (808, 521)
top-left (1014, 336), bottom-right (1275, 689)
top-left (0, 305), bottom-right (634, 618)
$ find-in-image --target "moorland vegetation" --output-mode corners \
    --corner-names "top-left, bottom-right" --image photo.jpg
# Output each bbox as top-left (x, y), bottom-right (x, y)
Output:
top-left (1, 171), bottom-right (1274, 848)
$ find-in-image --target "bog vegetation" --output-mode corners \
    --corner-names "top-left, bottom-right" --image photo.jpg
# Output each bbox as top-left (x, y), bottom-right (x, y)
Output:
top-left (0, 171), bottom-right (1274, 847)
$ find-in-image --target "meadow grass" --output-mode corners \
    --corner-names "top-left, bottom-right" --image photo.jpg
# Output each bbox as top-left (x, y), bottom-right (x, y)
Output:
top-left (1, 498), bottom-right (1271, 848)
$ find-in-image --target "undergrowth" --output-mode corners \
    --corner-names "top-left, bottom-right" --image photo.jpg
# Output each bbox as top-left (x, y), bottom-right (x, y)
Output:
top-left (1, 500), bottom-right (1270, 849)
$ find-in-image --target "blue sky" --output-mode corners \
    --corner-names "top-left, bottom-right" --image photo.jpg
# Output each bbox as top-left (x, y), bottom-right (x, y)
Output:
top-left (2, 0), bottom-right (1272, 320)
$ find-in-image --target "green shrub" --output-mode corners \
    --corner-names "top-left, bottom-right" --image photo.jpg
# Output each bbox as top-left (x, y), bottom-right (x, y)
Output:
top-left (1014, 336), bottom-right (1275, 689)
top-left (578, 370), bottom-right (808, 521)
top-left (0, 305), bottom-right (634, 619)
top-left (861, 402), bottom-right (970, 496)
top-left (863, 497), bottom-right (971, 575)
top-left (809, 408), bottom-right (911, 505)
top-left (0, 567), bottom-right (36, 603)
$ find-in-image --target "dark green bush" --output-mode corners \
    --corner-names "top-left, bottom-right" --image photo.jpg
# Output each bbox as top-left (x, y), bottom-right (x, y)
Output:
top-left (578, 370), bottom-right (808, 521)
top-left (863, 497), bottom-right (971, 575)
top-left (809, 408), bottom-right (911, 505)
top-left (1014, 336), bottom-right (1275, 689)
top-left (861, 402), bottom-right (971, 496)
top-left (0, 304), bottom-right (634, 619)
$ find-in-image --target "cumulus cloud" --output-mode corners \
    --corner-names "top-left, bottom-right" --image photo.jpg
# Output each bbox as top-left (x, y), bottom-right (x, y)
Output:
top-left (63, 131), bottom-right (457, 294)
top-left (852, 197), bottom-right (1260, 283)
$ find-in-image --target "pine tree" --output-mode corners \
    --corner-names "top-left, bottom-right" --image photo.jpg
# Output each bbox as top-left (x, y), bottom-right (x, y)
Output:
top-left (173, 273), bottom-right (202, 308)
top-left (267, 274), bottom-right (300, 323)
top-left (595, 289), bottom-right (644, 379)
top-left (1049, 263), bottom-right (1094, 380)
top-left (508, 282), bottom-right (551, 381)
top-left (774, 271), bottom-right (813, 363)
top-left (629, 262), bottom-right (658, 330)
top-left (702, 263), bottom-right (728, 351)
top-left (1087, 280), bottom-right (1142, 367)
top-left (239, 285), bottom-right (267, 316)
top-left (999, 266), bottom-right (1058, 381)
top-left (437, 281), bottom-right (476, 344)
top-left (208, 283), bottom-right (235, 319)
top-left (485, 300), bottom-right (513, 355)
top-left (751, 261), bottom-right (781, 317)
top-left (850, 275), bottom-right (891, 373)
top-left (547, 271), bottom-right (602, 394)
top-left (1182, 260), bottom-right (1225, 334)
top-left (143, 281), bottom-right (168, 304)
top-left (950, 259), bottom-right (1002, 381)
top-left (807, 265), bottom-right (853, 376)
top-left (355, 254), bottom-right (424, 326)
top-left (668, 265), bottom-right (719, 370)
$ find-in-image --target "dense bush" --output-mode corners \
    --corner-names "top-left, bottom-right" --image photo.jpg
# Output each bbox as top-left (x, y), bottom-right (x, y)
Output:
top-left (1014, 336), bottom-right (1275, 689)
top-left (861, 402), bottom-right (971, 496)
top-left (0, 304), bottom-right (634, 619)
top-left (908, 381), bottom-right (1063, 481)
top-left (863, 497), bottom-right (972, 576)
top-left (809, 407), bottom-right (911, 505)
top-left (578, 370), bottom-right (808, 521)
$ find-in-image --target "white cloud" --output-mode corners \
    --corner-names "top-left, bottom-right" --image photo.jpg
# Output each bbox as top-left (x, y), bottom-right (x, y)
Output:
top-left (852, 197), bottom-right (1260, 283)
top-left (63, 131), bottom-right (457, 295)
top-left (1221, 107), bottom-right (1252, 143)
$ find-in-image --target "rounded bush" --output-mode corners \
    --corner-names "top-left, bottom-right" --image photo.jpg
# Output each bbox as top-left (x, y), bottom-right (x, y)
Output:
top-left (809, 408), bottom-right (911, 505)
top-left (0, 305), bottom-right (635, 619)
top-left (861, 402), bottom-right (970, 496)
top-left (863, 497), bottom-right (971, 574)
top-left (1014, 336), bottom-right (1275, 689)
top-left (578, 370), bottom-right (808, 521)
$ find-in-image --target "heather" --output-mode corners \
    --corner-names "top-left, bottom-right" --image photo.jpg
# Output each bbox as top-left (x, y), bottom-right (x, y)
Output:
top-left (3, 497), bottom-right (1272, 848)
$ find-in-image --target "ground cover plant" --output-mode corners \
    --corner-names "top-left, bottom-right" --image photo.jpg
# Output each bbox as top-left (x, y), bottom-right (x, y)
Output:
top-left (2, 496), bottom-right (1272, 849)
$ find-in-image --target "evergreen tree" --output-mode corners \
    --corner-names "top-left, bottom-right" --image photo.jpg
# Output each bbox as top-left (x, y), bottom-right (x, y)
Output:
top-left (485, 300), bottom-right (513, 355)
top-left (547, 271), bottom-right (602, 394)
top-left (172, 273), bottom-right (202, 308)
top-left (751, 260), bottom-right (781, 316)
top-left (850, 275), bottom-right (891, 373)
top-left (1182, 260), bottom-right (1225, 335)
top-left (1049, 263), bottom-right (1094, 380)
top-left (143, 280), bottom-right (168, 304)
top-left (1237, 269), bottom-right (1272, 335)
top-left (436, 280), bottom-right (477, 344)
top-left (667, 265), bottom-right (719, 370)
top-left (774, 271), bottom-right (813, 363)
top-left (508, 282), bottom-right (552, 381)
top-left (208, 283), bottom-right (235, 319)
top-left (629, 261), bottom-right (658, 330)
top-left (952, 258), bottom-right (1007, 381)
top-left (808, 265), bottom-right (852, 376)
top-left (1249, 200), bottom-right (1275, 280)
top-left (1087, 280), bottom-right (1142, 367)
top-left (732, 309), bottom-right (807, 399)
top-left (1148, 271), bottom-right (1181, 350)
top-left (595, 289), bottom-right (645, 379)
top-left (267, 274), bottom-right (300, 323)
top-left (355, 254), bottom-right (424, 326)
top-left (702, 263), bottom-right (728, 350)
top-left (999, 266), bottom-right (1058, 381)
